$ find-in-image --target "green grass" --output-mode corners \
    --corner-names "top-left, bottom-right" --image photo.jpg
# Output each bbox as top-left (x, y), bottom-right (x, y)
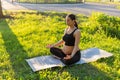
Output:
top-left (0, 11), bottom-right (120, 80)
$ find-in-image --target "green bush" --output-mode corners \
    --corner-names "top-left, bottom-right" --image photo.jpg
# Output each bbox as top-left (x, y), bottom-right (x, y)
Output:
top-left (97, 14), bottom-right (120, 39)
top-left (81, 12), bottom-right (120, 39)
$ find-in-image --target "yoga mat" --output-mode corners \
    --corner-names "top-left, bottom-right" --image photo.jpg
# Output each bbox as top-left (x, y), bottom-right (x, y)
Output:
top-left (26, 48), bottom-right (113, 72)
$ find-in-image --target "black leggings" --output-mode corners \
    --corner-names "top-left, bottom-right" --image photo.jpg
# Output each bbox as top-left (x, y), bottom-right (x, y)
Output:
top-left (50, 47), bottom-right (81, 65)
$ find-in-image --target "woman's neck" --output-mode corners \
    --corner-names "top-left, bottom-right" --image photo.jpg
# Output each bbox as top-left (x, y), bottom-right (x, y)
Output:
top-left (68, 26), bottom-right (75, 29)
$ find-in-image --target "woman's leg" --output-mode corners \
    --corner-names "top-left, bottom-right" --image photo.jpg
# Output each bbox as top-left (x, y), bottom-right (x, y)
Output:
top-left (61, 50), bottom-right (81, 65)
top-left (50, 47), bottom-right (66, 59)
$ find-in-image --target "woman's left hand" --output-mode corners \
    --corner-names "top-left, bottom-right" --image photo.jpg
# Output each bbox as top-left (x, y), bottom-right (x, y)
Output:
top-left (64, 55), bottom-right (71, 60)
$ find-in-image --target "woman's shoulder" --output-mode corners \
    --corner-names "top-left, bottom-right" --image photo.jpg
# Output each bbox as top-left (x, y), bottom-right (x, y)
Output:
top-left (75, 28), bottom-right (81, 33)
top-left (74, 29), bottom-right (81, 35)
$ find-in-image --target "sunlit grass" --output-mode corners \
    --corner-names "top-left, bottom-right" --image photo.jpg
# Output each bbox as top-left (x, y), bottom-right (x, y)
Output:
top-left (0, 11), bottom-right (120, 80)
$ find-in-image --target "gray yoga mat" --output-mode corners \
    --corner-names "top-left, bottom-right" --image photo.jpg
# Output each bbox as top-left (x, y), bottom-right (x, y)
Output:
top-left (26, 48), bottom-right (113, 72)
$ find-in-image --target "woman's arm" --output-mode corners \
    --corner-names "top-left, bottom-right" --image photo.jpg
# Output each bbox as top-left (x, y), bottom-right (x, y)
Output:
top-left (53, 28), bottom-right (67, 47)
top-left (52, 39), bottom-right (64, 47)
top-left (46, 39), bottom-right (64, 48)
top-left (46, 28), bottom-right (67, 48)
top-left (71, 29), bottom-right (81, 57)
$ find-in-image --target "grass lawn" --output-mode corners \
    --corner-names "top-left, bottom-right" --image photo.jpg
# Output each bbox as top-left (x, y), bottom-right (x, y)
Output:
top-left (0, 11), bottom-right (120, 80)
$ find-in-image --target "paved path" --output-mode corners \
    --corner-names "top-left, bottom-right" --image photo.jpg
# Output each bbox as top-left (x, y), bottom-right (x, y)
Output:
top-left (1, 0), bottom-right (120, 17)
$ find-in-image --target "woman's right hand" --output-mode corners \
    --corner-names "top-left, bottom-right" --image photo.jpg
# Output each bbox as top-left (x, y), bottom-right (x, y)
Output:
top-left (46, 44), bottom-right (54, 48)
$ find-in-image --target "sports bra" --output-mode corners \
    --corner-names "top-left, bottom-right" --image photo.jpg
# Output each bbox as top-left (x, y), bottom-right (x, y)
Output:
top-left (63, 28), bottom-right (77, 46)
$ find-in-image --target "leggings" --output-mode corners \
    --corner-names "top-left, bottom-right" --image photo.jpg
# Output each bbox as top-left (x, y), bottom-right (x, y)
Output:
top-left (50, 47), bottom-right (81, 65)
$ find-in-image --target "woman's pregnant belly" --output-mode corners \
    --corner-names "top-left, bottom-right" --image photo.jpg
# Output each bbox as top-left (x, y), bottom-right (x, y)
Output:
top-left (62, 45), bottom-right (74, 55)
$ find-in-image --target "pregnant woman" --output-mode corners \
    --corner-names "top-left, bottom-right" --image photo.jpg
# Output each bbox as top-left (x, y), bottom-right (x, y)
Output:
top-left (47, 14), bottom-right (81, 65)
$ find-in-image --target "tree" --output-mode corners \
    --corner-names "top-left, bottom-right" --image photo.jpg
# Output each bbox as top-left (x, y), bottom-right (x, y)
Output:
top-left (0, 0), bottom-right (4, 18)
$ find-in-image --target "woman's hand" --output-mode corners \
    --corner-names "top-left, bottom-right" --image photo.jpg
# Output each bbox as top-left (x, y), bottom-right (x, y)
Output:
top-left (64, 55), bottom-right (72, 60)
top-left (46, 44), bottom-right (54, 48)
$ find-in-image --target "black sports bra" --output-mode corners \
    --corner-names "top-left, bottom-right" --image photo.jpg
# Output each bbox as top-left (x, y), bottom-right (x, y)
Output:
top-left (63, 28), bottom-right (77, 46)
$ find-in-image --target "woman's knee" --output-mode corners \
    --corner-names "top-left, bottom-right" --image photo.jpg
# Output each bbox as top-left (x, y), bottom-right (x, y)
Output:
top-left (50, 47), bottom-right (55, 53)
top-left (50, 47), bottom-right (59, 56)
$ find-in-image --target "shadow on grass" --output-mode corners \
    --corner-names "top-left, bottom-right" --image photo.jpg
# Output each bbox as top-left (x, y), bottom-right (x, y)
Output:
top-left (51, 63), bottom-right (113, 80)
top-left (97, 56), bottom-right (115, 67)
top-left (0, 20), bottom-right (39, 79)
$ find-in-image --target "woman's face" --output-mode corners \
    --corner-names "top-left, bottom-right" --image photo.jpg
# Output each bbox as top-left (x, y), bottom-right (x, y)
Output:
top-left (66, 16), bottom-right (75, 26)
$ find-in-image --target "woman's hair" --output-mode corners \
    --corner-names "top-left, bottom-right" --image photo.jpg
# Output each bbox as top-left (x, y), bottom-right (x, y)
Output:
top-left (67, 14), bottom-right (78, 29)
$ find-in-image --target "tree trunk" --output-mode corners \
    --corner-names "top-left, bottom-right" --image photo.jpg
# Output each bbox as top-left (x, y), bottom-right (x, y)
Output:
top-left (0, 0), bottom-right (4, 18)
